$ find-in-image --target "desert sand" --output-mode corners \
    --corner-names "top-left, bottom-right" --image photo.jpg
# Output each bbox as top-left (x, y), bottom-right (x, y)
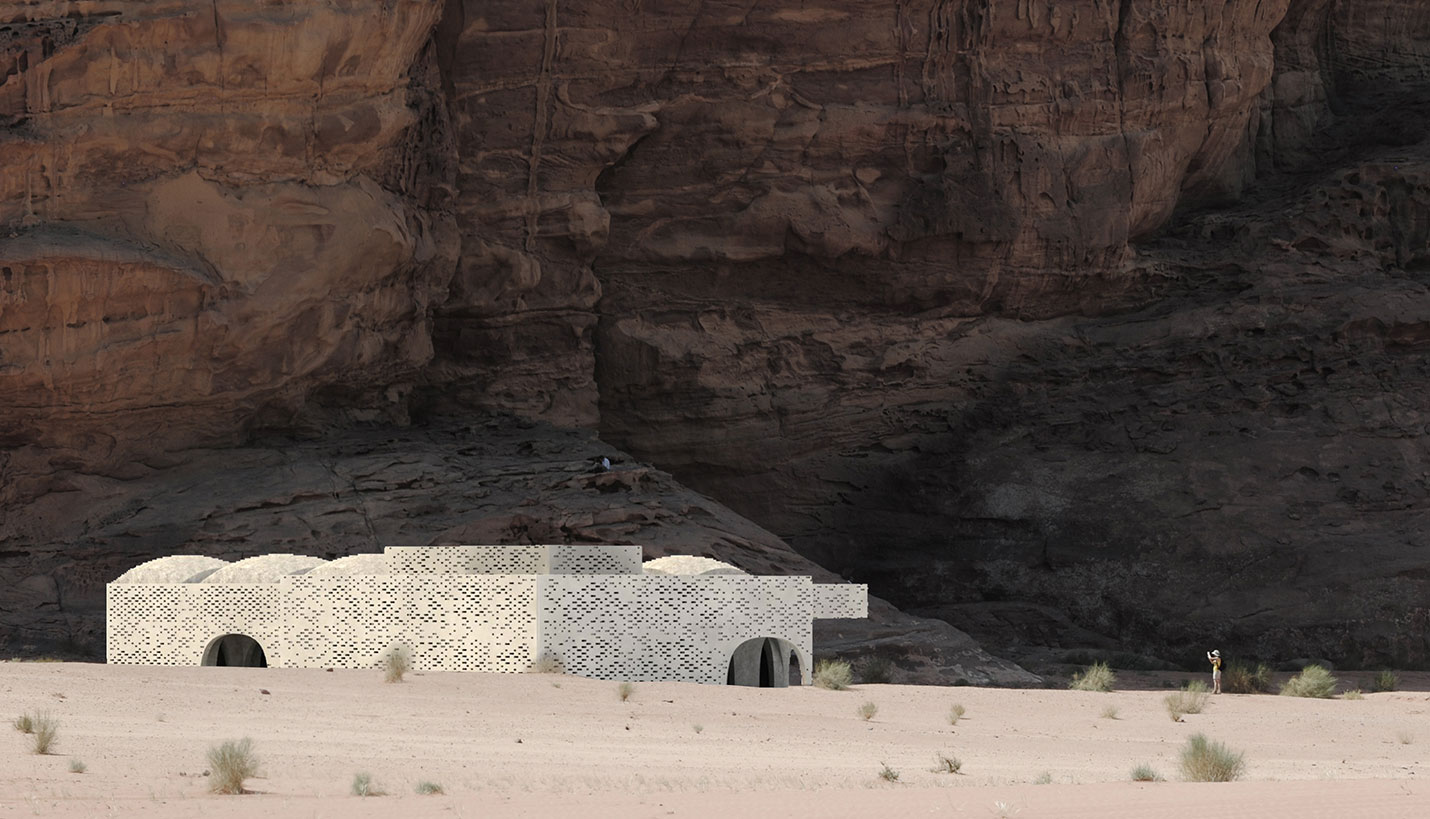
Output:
top-left (2, 663), bottom-right (1425, 818)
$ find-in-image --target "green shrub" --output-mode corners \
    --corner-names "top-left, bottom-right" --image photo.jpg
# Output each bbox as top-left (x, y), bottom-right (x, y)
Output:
top-left (948, 704), bottom-right (966, 725)
top-left (1371, 670), bottom-right (1399, 693)
top-left (933, 753), bottom-right (962, 774)
top-left (813, 659), bottom-right (853, 691)
top-left (1130, 763), bottom-right (1161, 782)
top-left (1224, 661), bottom-right (1272, 694)
top-left (1341, 689), bottom-right (1364, 700)
top-left (207, 738), bottom-right (258, 795)
top-left (527, 653), bottom-right (563, 674)
top-left (617, 681), bottom-right (635, 702)
top-left (68, 758), bottom-right (86, 774)
top-left (382, 646), bottom-right (410, 684)
top-left (30, 713), bottom-right (57, 755)
top-left (1033, 771), bottom-right (1053, 785)
top-left (13, 713), bottom-right (33, 734)
top-left (414, 781), bottom-right (443, 795)
top-left (1069, 662), bottom-right (1115, 692)
top-left (857, 701), bottom-right (878, 721)
top-left (1178, 733), bottom-right (1245, 782)
top-left (1280, 664), bottom-right (1337, 698)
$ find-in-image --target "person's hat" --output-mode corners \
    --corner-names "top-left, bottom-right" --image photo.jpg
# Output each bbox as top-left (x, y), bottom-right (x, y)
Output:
top-left (1211, 650), bottom-right (1220, 657)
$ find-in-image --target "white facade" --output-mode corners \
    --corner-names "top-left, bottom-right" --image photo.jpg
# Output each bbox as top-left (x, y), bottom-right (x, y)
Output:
top-left (106, 545), bottom-right (867, 686)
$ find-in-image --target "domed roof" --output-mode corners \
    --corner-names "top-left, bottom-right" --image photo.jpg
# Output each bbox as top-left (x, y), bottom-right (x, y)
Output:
top-left (200, 554), bottom-right (327, 583)
top-left (303, 553), bottom-right (389, 577)
top-left (113, 555), bottom-right (231, 584)
top-left (642, 555), bottom-right (747, 576)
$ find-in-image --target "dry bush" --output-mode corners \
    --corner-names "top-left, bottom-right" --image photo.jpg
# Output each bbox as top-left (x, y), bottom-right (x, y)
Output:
top-left (13, 713), bottom-right (33, 734)
top-left (813, 659), bottom-right (853, 691)
top-left (948, 703), bottom-right (966, 725)
top-left (877, 762), bottom-right (900, 782)
top-left (1165, 681), bottom-right (1210, 721)
top-left (1033, 771), bottom-right (1053, 785)
top-left (692, 724), bottom-right (704, 734)
top-left (1100, 704), bottom-right (1119, 720)
top-left (415, 780), bottom-right (444, 795)
top-left (1397, 730), bottom-right (1415, 745)
top-left (1371, 670), bottom-right (1399, 693)
top-left (1178, 733), bottom-right (1245, 782)
top-left (1280, 664), bottom-right (1336, 698)
top-left (1130, 763), bottom-right (1161, 782)
top-left (207, 738), bottom-right (258, 794)
top-left (617, 681), bottom-right (635, 702)
top-left (382, 646), bottom-right (410, 684)
top-left (933, 753), bottom-right (962, 774)
top-left (1224, 661), bottom-right (1273, 694)
top-left (30, 713), bottom-right (57, 755)
top-left (1341, 689), bottom-right (1364, 700)
top-left (857, 701), bottom-right (878, 721)
top-left (351, 772), bottom-right (384, 797)
top-left (1069, 662), bottom-right (1115, 692)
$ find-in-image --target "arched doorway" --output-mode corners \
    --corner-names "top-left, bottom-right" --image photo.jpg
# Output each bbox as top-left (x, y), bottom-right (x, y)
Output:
top-left (726, 637), bottom-right (796, 687)
top-left (202, 634), bottom-right (268, 667)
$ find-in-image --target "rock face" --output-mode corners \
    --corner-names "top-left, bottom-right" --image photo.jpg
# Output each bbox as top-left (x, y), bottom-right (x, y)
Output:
top-left (2, 0), bottom-right (1429, 672)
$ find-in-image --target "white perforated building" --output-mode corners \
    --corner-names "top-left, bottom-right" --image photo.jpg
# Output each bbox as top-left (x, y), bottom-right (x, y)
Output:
top-left (106, 545), bottom-right (868, 687)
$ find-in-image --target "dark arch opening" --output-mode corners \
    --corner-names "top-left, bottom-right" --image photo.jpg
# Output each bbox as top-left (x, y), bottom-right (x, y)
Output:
top-left (726, 637), bottom-right (794, 687)
top-left (202, 634), bottom-right (268, 668)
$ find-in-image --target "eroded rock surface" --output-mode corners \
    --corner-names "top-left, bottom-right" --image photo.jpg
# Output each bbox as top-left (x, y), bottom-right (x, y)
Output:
top-left (2, 1), bottom-right (1429, 673)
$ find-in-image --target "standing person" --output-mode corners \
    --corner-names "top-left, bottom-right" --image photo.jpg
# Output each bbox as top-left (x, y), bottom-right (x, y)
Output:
top-left (1207, 649), bottom-right (1222, 694)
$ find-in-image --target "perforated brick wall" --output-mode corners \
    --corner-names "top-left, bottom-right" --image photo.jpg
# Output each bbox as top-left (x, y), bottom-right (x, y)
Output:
top-left (283, 575), bottom-right (538, 672)
top-left (813, 583), bottom-right (869, 619)
top-left (107, 584), bottom-right (284, 666)
top-left (534, 575), bottom-right (814, 684)
top-left (385, 545), bottom-right (642, 575)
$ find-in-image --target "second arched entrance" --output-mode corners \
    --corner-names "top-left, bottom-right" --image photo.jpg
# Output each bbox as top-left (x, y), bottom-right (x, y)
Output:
top-left (726, 637), bottom-right (800, 687)
top-left (201, 634), bottom-right (268, 667)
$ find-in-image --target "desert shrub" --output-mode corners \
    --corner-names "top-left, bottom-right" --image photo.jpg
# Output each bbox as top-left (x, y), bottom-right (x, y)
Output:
top-left (692, 724), bottom-right (703, 734)
top-left (1341, 689), bottom-right (1364, 700)
top-left (859, 656), bottom-right (894, 684)
top-left (68, 758), bottom-right (86, 774)
top-left (527, 653), bottom-right (563, 674)
top-left (207, 738), bottom-right (258, 794)
top-left (617, 681), bottom-right (635, 702)
top-left (1033, 771), bottom-right (1053, 785)
top-left (351, 772), bottom-right (383, 797)
top-left (1164, 683), bottom-right (1209, 722)
top-left (13, 713), bottom-right (33, 733)
top-left (948, 703), bottom-right (966, 725)
top-left (1224, 661), bottom-right (1272, 694)
top-left (933, 753), bottom-right (962, 774)
top-left (878, 762), bottom-right (900, 782)
top-left (1069, 662), bottom-right (1115, 692)
top-left (30, 713), bottom-right (57, 755)
top-left (1397, 730), bottom-right (1414, 745)
top-left (1280, 664), bottom-right (1336, 698)
top-left (414, 781), bottom-right (443, 795)
top-left (813, 659), bottom-right (853, 690)
top-left (1100, 705), bottom-right (1119, 720)
top-left (1130, 763), bottom-right (1161, 782)
top-left (382, 646), bottom-right (410, 684)
top-left (857, 701), bottom-right (878, 721)
top-left (1178, 734), bottom-right (1245, 782)
top-left (1371, 670), bottom-right (1399, 693)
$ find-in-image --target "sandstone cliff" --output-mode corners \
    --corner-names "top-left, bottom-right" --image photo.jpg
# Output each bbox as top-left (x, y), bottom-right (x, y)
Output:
top-left (2, 0), bottom-right (1428, 673)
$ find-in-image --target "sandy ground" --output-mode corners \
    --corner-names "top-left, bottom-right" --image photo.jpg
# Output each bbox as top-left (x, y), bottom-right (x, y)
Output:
top-left (2, 663), bottom-right (1426, 818)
